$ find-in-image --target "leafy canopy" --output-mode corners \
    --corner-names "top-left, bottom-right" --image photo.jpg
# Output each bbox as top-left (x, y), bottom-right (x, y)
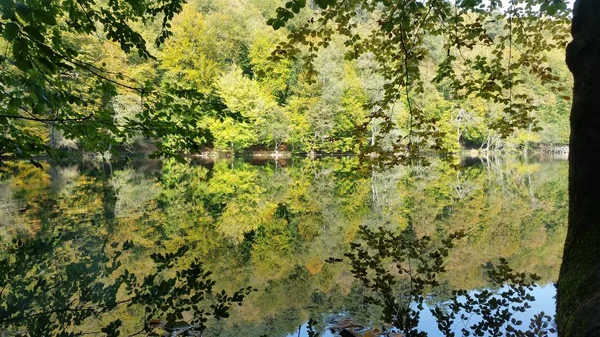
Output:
top-left (268, 0), bottom-right (570, 165)
top-left (0, 0), bottom-right (241, 161)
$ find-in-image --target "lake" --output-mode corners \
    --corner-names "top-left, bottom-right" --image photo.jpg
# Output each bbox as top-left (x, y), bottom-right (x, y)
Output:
top-left (0, 155), bottom-right (567, 336)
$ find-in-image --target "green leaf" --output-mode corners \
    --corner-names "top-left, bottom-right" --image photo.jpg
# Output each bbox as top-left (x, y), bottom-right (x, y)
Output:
top-left (35, 10), bottom-right (56, 25)
top-left (23, 25), bottom-right (44, 42)
top-left (460, 0), bottom-right (481, 8)
top-left (15, 2), bottom-right (31, 22)
top-left (0, 0), bottom-right (15, 16)
top-left (12, 37), bottom-right (30, 69)
top-left (3, 22), bottom-right (19, 41)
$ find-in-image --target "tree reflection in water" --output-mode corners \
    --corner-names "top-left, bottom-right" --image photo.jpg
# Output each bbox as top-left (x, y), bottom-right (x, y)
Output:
top-left (0, 156), bottom-right (566, 336)
top-left (0, 236), bottom-right (253, 336)
top-left (317, 226), bottom-right (556, 337)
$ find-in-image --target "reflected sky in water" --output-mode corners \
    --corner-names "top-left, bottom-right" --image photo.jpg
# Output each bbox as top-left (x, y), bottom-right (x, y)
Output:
top-left (287, 283), bottom-right (557, 337)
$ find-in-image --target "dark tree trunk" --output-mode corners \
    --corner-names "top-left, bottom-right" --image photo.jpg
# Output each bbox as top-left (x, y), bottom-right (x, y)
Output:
top-left (557, 1), bottom-right (600, 336)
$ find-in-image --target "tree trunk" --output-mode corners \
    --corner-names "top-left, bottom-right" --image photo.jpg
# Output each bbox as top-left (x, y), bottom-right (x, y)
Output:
top-left (371, 119), bottom-right (376, 146)
top-left (557, 1), bottom-right (600, 336)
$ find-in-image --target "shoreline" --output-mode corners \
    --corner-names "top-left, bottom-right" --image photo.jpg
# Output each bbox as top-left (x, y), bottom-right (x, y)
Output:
top-left (0, 146), bottom-right (570, 164)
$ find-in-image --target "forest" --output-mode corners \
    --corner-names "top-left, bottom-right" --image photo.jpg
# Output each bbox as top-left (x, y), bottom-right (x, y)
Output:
top-left (0, 0), bottom-right (572, 158)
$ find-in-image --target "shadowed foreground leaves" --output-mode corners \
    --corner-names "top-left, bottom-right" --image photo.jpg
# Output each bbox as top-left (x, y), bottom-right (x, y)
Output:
top-left (317, 226), bottom-right (556, 337)
top-left (0, 235), bottom-right (254, 336)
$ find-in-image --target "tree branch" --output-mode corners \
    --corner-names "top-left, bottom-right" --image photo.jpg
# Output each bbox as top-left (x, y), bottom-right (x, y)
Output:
top-left (0, 112), bottom-right (95, 123)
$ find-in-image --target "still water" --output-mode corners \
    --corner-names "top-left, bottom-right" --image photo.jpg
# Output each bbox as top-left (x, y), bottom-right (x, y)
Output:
top-left (0, 155), bottom-right (567, 336)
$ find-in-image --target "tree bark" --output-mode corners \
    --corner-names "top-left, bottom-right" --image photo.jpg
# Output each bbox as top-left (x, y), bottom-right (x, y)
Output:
top-left (557, 1), bottom-right (600, 336)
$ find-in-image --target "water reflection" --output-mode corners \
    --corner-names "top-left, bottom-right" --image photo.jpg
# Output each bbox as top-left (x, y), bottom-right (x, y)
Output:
top-left (285, 284), bottom-right (557, 337)
top-left (0, 155), bottom-right (567, 336)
